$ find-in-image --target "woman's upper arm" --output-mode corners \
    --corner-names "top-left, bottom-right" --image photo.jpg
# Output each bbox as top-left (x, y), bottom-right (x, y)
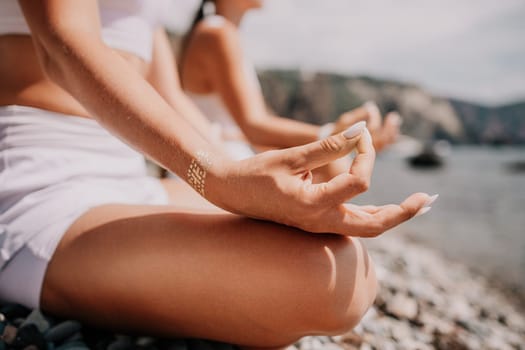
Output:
top-left (148, 27), bottom-right (183, 99)
top-left (17, 0), bottom-right (105, 84)
top-left (198, 23), bottom-right (267, 130)
top-left (148, 27), bottom-right (220, 144)
top-left (18, 0), bottom-right (102, 48)
top-left (14, 0), bottom-right (219, 178)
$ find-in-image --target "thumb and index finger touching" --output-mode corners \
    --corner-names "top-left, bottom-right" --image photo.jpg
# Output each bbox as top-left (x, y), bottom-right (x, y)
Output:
top-left (292, 121), bottom-right (368, 172)
top-left (276, 120), bottom-right (437, 236)
top-left (286, 119), bottom-right (436, 213)
top-left (336, 101), bottom-right (382, 133)
top-left (288, 121), bottom-right (376, 204)
top-left (316, 126), bottom-right (376, 204)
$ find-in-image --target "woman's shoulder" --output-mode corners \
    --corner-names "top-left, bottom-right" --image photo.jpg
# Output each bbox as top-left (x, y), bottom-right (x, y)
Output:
top-left (187, 15), bottom-right (243, 67)
top-left (193, 15), bottom-right (238, 48)
top-left (201, 14), bottom-right (228, 29)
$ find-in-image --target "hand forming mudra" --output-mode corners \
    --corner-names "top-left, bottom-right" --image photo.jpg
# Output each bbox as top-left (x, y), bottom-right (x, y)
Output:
top-left (198, 121), bottom-right (436, 236)
top-left (332, 102), bottom-right (402, 152)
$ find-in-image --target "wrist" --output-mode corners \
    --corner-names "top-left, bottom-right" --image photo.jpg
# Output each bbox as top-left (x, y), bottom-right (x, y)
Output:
top-left (189, 150), bottom-right (235, 207)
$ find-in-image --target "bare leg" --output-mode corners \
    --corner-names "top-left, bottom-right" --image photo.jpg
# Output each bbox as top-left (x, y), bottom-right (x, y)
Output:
top-left (41, 204), bottom-right (377, 348)
top-left (160, 178), bottom-right (225, 212)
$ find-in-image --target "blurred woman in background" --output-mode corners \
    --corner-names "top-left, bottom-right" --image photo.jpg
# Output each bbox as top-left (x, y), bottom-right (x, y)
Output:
top-left (179, 0), bottom-right (402, 180)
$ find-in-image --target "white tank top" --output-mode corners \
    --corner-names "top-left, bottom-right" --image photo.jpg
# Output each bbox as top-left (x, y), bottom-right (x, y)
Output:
top-left (0, 0), bottom-right (168, 61)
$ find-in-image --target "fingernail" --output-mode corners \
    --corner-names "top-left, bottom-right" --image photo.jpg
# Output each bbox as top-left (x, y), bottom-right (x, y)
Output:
top-left (343, 121), bottom-right (366, 139)
top-left (364, 101), bottom-right (380, 115)
top-left (415, 206), bottom-right (432, 217)
top-left (388, 112), bottom-right (403, 126)
top-left (424, 194), bottom-right (439, 207)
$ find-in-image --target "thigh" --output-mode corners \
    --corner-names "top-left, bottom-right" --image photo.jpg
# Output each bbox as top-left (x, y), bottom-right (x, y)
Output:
top-left (160, 178), bottom-right (225, 212)
top-left (41, 204), bottom-right (371, 347)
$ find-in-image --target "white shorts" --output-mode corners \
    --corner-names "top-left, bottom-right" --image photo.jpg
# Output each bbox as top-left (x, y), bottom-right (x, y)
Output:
top-left (0, 105), bottom-right (169, 308)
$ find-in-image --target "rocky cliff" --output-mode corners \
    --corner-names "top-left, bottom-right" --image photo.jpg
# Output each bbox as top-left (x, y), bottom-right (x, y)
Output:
top-left (257, 70), bottom-right (525, 145)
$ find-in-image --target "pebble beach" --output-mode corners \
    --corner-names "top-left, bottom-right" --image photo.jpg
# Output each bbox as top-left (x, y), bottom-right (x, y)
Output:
top-left (292, 235), bottom-right (525, 350)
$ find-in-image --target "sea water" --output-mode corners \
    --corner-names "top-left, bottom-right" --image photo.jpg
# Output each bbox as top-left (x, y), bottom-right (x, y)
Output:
top-left (354, 146), bottom-right (525, 295)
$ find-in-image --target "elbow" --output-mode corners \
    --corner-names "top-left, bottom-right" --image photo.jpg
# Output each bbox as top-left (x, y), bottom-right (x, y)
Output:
top-left (30, 28), bottom-right (69, 81)
top-left (31, 47), bottom-right (72, 95)
top-left (32, 28), bottom-right (98, 88)
top-left (36, 42), bottom-right (65, 84)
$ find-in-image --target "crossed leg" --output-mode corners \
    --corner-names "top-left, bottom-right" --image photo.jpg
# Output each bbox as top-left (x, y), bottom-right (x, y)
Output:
top-left (40, 202), bottom-right (377, 348)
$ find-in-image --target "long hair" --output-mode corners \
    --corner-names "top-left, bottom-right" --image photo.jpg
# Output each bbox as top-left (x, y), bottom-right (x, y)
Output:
top-left (189, 0), bottom-right (209, 33)
top-left (179, 1), bottom-right (214, 64)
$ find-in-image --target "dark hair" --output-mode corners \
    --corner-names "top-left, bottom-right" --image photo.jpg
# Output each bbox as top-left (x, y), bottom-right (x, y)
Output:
top-left (189, 1), bottom-right (209, 32)
top-left (180, 1), bottom-right (214, 59)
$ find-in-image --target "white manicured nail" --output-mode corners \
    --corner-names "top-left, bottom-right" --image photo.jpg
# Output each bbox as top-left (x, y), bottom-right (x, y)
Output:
top-left (424, 194), bottom-right (439, 207)
top-left (388, 112), bottom-right (403, 126)
top-left (415, 206), bottom-right (432, 217)
top-left (343, 121), bottom-right (366, 139)
top-left (364, 101), bottom-right (380, 115)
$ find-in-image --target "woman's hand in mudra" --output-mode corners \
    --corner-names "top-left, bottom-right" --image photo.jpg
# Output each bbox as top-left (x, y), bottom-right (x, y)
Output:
top-left (209, 122), bottom-right (434, 237)
top-left (333, 102), bottom-right (402, 152)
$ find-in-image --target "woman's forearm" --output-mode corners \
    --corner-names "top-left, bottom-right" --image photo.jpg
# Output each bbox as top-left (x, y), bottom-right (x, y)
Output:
top-left (147, 28), bottom-right (220, 147)
top-left (243, 114), bottom-right (320, 149)
top-left (56, 40), bottom-right (225, 176)
top-left (19, 1), bottom-right (230, 196)
top-left (167, 91), bottom-right (222, 145)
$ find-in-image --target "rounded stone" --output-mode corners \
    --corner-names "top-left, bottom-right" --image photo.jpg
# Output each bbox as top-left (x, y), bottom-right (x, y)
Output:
top-left (386, 294), bottom-right (419, 320)
top-left (44, 321), bottom-right (82, 343)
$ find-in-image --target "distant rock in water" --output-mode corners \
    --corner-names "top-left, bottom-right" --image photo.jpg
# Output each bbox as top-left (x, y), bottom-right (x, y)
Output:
top-left (406, 141), bottom-right (450, 169)
top-left (505, 160), bottom-right (525, 174)
top-left (257, 69), bottom-right (525, 145)
top-left (408, 148), bottom-right (444, 169)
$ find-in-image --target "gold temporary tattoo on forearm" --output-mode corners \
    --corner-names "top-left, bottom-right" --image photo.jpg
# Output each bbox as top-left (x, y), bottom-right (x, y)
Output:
top-left (187, 151), bottom-right (212, 196)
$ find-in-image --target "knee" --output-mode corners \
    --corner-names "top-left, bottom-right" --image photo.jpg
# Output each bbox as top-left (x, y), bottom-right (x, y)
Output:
top-left (296, 236), bottom-right (378, 335)
top-left (236, 233), bottom-right (378, 346)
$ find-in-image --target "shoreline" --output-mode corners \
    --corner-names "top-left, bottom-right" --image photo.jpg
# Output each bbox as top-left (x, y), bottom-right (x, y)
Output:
top-left (401, 232), bottom-right (525, 314)
top-left (354, 146), bottom-right (525, 304)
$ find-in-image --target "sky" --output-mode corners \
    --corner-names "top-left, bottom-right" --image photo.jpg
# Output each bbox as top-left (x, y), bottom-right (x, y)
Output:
top-left (166, 0), bottom-right (525, 106)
